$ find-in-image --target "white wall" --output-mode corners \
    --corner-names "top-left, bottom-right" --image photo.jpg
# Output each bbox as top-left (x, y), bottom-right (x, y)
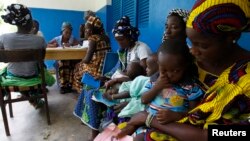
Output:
top-left (17, 0), bottom-right (111, 11)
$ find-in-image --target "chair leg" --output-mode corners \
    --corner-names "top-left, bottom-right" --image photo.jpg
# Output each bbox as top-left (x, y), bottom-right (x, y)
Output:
top-left (8, 92), bottom-right (13, 118)
top-left (44, 93), bottom-right (51, 125)
top-left (0, 97), bottom-right (10, 136)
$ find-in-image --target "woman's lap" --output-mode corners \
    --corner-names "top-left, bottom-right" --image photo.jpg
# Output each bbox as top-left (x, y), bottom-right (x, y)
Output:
top-left (74, 88), bottom-right (105, 130)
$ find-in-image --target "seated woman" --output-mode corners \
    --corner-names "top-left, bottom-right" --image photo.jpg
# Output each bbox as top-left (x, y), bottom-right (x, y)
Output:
top-left (117, 0), bottom-right (250, 140)
top-left (162, 8), bottom-right (189, 42)
top-left (72, 16), bottom-right (111, 94)
top-left (73, 16), bottom-right (152, 140)
top-left (0, 4), bottom-right (55, 109)
top-left (47, 22), bottom-right (80, 94)
top-left (79, 10), bottom-right (96, 44)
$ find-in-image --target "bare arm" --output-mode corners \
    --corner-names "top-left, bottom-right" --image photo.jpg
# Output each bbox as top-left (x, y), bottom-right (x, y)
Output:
top-left (82, 40), bottom-right (96, 63)
top-left (105, 77), bottom-right (131, 89)
top-left (117, 111), bottom-right (207, 141)
top-left (113, 91), bottom-right (130, 100)
top-left (141, 85), bottom-right (162, 104)
top-left (141, 75), bottom-right (170, 104)
top-left (151, 118), bottom-right (208, 141)
top-left (47, 39), bottom-right (58, 48)
top-left (72, 38), bottom-right (79, 46)
top-left (140, 58), bottom-right (147, 70)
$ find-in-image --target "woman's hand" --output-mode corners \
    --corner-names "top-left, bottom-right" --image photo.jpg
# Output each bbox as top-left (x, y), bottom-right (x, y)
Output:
top-left (62, 42), bottom-right (70, 47)
top-left (105, 79), bottom-right (118, 89)
top-left (95, 76), bottom-right (109, 82)
top-left (47, 42), bottom-right (58, 48)
top-left (115, 111), bottom-right (148, 138)
top-left (156, 109), bottom-right (185, 124)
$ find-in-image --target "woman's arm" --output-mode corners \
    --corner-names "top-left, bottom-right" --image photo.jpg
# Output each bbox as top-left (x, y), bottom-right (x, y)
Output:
top-left (139, 58), bottom-right (147, 70)
top-left (117, 111), bottom-right (208, 141)
top-left (72, 38), bottom-right (79, 46)
top-left (150, 118), bottom-right (208, 141)
top-left (47, 39), bottom-right (58, 48)
top-left (105, 77), bottom-right (131, 89)
top-left (82, 40), bottom-right (96, 63)
top-left (156, 109), bottom-right (186, 124)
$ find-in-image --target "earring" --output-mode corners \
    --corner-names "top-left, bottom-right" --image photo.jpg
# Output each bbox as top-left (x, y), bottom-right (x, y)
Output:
top-left (233, 40), bottom-right (236, 44)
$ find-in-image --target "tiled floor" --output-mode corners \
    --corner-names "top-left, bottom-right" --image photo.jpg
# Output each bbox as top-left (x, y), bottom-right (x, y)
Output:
top-left (0, 80), bottom-right (91, 141)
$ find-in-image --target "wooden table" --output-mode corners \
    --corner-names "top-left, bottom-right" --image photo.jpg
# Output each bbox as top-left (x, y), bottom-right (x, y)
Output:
top-left (45, 48), bottom-right (87, 60)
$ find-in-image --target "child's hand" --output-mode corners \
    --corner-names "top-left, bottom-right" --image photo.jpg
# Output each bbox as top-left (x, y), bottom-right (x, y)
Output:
top-left (154, 75), bottom-right (171, 90)
top-left (105, 79), bottom-right (117, 89)
top-left (103, 92), bottom-right (113, 100)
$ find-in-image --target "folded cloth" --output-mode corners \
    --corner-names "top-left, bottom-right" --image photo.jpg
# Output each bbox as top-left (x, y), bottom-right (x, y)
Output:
top-left (0, 67), bottom-right (55, 87)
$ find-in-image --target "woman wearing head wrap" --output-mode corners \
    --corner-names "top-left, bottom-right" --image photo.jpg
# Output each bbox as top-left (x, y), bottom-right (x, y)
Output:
top-left (0, 4), bottom-right (55, 108)
top-left (79, 10), bottom-right (96, 42)
top-left (162, 8), bottom-right (189, 42)
top-left (30, 19), bottom-right (44, 37)
top-left (116, 0), bottom-right (250, 140)
top-left (73, 16), bottom-right (111, 140)
top-left (72, 16), bottom-right (111, 93)
top-left (105, 16), bottom-right (152, 87)
top-left (47, 22), bottom-right (79, 94)
top-left (48, 22), bottom-right (79, 47)
top-left (73, 16), bottom-right (151, 140)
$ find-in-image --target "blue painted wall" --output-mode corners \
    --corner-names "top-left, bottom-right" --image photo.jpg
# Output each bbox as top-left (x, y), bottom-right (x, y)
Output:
top-left (30, 8), bottom-right (83, 43)
top-left (106, 0), bottom-right (249, 52)
top-left (30, 8), bottom-right (84, 70)
top-left (29, 0), bottom-right (250, 53)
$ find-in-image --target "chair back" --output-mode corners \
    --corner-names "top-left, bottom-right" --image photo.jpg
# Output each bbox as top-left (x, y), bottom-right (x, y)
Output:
top-left (102, 52), bottom-right (119, 75)
top-left (0, 49), bottom-right (46, 86)
top-left (0, 48), bottom-right (50, 136)
top-left (0, 49), bottom-right (45, 62)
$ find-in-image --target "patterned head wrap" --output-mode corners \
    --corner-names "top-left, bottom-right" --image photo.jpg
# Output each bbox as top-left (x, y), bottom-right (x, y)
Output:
top-left (112, 16), bottom-right (140, 42)
top-left (86, 16), bottom-right (103, 30)
top-left (187, 0), bottom-right (250, 35)
top-left (168, 8), bottom-right (189, 23)
top-left (1, 4), bottom-right (32, 26)
top-left (61, 22), bottom-right (73, 32)
top-left (162, 9), bottom-right (189, 42)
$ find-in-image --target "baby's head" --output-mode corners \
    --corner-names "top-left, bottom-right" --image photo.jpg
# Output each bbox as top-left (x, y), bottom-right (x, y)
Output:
top-left (157, 39), bottom-right (197, 84)
top-left (126, 61), bottom-right (146, 80)
top-left (146, 53), bottom-right (158, 76)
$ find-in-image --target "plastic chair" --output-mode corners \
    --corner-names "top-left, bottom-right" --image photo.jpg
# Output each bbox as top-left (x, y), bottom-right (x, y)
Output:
top-left (0, 49), bottom-right (50, 136)
top-left (81, 52), bottom-right (119, 87)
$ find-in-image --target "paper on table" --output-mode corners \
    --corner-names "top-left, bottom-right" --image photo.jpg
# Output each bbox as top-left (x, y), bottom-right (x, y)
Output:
top-left (94, 123), bottom-right (133, 141)
top-left (81, 40), bottom-right (89, 48)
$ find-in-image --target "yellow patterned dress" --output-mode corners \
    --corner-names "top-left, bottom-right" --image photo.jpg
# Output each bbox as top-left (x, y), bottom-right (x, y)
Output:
top-left (72, 34), bottom-right (110, 93)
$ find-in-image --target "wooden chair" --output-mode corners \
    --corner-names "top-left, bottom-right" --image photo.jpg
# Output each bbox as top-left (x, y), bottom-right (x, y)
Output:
top-left (0, 49), bottom-right (50, 136)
